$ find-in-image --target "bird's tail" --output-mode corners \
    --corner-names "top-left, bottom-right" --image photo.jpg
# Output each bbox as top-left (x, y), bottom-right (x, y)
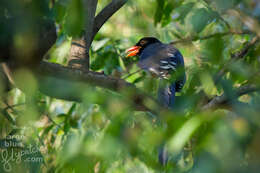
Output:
top-left (157, 80), bottom-right (176, 165)
top-left (157, 80), bottom-right (176, 109)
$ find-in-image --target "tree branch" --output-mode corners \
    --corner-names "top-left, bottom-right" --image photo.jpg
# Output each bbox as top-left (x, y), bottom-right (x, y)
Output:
top-left (212, 10), bottom-right (260, 84)
top-left (68, 0), bottom-right (128, 70)
top-left (227, 9), bottom-right (260, 37)
top-left (202, 0), bottom-right (231, 29)
top-left (202, 84), bottom-right (260, 110)
top-left (36, 61), bottom-right (162, 113)
top-left (201, 37), bottom-right (259, 110)
top-left (68, 0), bottom-right (98, 70)
top-left (214, 36), bottom-right (259, 83)
top-left (83, 0), bottom-right (98, 52)
top-left (170, 30), bottom-right (251, 44)
top-left (92, 0), bottom-right (128, 39)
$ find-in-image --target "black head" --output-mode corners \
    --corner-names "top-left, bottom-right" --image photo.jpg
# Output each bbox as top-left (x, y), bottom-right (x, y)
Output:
top-left (135, 37), bottom-right (161, 48)
top-left (126, 37), bottom-right (161, 57)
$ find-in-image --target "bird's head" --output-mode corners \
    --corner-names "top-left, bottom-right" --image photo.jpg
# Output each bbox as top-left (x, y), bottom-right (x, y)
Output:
top-left (125, 37), bottom-right (161, 57)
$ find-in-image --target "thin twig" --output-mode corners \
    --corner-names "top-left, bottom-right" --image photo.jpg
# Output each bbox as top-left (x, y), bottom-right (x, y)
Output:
top-left (2, 101), bottom-right (20, 114)
top-left (46, 114), bottom-right (62, 129)
top-left (202, 0), bottom-right (231, 29)
top-left (123, 69), bottom-right (142, 79)
top-left (3, 102), bottom-right (26, 112)
top-left (214, 36), bottom-right (259, 83)
top-left (227, 9), bottom-right (260, 37)
top-left (3, 101), bottom-right (46, 112)
top-left (170, 30), bottom-right (251, 44)
top-left (202, 84), bottom-right (260, 110)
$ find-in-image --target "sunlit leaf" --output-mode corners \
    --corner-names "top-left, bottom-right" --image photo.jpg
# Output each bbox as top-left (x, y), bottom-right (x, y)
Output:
top-left (167, 116), bottom-right (204, 155)
top-left (92, 38), bottom-right (110, 51)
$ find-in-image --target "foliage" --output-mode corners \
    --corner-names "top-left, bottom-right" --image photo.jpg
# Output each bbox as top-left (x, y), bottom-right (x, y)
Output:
top-left (1, 0), bottom-right (260, 173)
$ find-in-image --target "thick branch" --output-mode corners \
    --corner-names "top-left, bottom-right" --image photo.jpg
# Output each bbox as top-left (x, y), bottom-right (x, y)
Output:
top-left (36, 61), bottom-right (162, 113)
top-left (92, 0), bottom-right (128, 39)
top-left (38, 61), bottom-right (131, 91)
top-left (68, 0), bottom-right (128, 70)
top-left (83, 0), bottom-right (98, 51)
top-left (202, 84), bottom-right (260, 110)
top-left (68, 37), bottom-right (88, 69)
top-left (68, 0), bottom-right (98, 70)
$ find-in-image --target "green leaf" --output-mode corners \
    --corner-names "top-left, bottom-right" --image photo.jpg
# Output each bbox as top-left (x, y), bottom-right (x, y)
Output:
top-left (91, 55), bottom-right (106, 71)
top-left (154, 0), bottom-right (166, 26)
top-left (68, 103), bottom-right (77, 116)
top-left (161, 2), bottom-right (174, 27)
top-left (42, 124), bottom-right (54, 137)
top-left (214, 0), bottom-right (242, 11)
top-left (63, 121), bottom-right (71, 134)
top-left (63, 0), bottom-right (84, 37)
top-left (53, 2), bottom-right (67, 23)
top-left (133, 75), bottom-right (145, 84)
top-left (175, 2), bottom-right (195, 24)
top-left (1, 109), bottom-right (16, 125)
top-left (104, 53), bottom-right (120, 75)
top-left (92, 38), bottom-right (110, 51)
top-left (190, 8), bottom-right (216, 33)
top-left (167, 116), bottom-right (204, 155)
top-left (202, 36), bottom-right (224, 64)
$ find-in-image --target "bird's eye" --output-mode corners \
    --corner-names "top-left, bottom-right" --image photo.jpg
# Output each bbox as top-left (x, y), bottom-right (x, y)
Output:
top-left (140, 40), bottom-right (146, 45)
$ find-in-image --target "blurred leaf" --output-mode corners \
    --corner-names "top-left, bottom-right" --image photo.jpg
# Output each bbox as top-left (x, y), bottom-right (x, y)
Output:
top-left (167, 116), bottom-right (204, 155)
top-left (0, 109), bottom-right (16, 125)
top-left (92, 38), bottom-right (110, 51)
top-left (154, 0), bottom-right (166, 26)
top-left (190, 8), bottom-right (217, 33)
top-left (214, 0), bottom-right (242, 11)
top-left (133, 75), bottom-right (146, 84)
top-left (42, 124), bottom-right (54, 137)
top-left (63, 0), bottom-right (84, 37)
top-left (63, 103), bottom-right (77, 133)
top-left (202, 36), bottom-right (224, 64)
top-left (91, 53), bottom-right (107, 71)
top-left (53, 2), bottom-right (67, 23)
top-left (154, 0), bottom-right (184, 27)
top-left (200, 73), bottom-right (217, 96)
top-left (63, 121), bottom-right (71, 134)
top-left (68, 103), bottom-right (77, 116)
top-left (175, 2), bottom-right (195, 24)
top-left (104, 53), bottom-right (120, 75)
top-left (2, 0), bottom-right (260, 172)
top-left (161, 2), bottom-right (174, 27)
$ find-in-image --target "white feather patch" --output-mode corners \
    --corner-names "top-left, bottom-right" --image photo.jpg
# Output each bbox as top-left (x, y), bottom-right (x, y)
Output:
top-left (169, 61), bottom-right (176, 66)
top-left (160, 65), bottom-right (172, 69)
top-left (148, 67), bottom-right (159, 75)
top-left (160, 60), bottom-right (168, 64)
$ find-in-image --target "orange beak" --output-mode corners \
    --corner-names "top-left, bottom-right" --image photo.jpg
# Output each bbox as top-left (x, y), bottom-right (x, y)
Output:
top-left (125, 46), bottom-right (141, 58)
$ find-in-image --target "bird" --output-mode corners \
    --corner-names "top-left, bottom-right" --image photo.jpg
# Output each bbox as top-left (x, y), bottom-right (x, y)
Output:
top-left (126, 37), bottom-right (186, 166)
top-left (125, 37), bottom-right (186, 108)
